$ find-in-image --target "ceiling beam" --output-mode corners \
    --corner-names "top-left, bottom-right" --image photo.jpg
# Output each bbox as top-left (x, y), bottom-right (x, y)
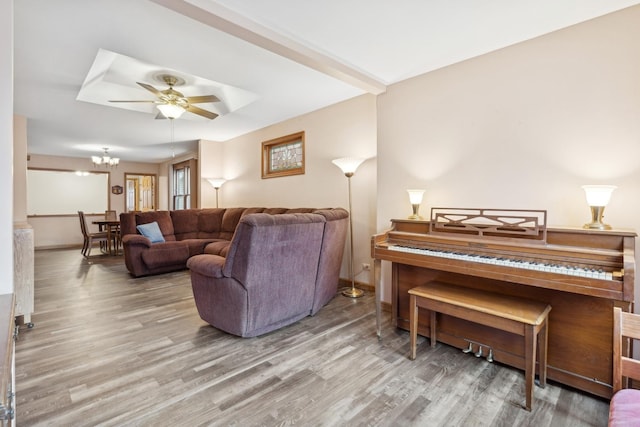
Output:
top-left (150, 0), bottom-right (387, 95)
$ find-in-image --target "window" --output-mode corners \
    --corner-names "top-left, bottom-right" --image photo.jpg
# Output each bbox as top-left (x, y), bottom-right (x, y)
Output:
top-left (172, 159), bottom-right (197, 210)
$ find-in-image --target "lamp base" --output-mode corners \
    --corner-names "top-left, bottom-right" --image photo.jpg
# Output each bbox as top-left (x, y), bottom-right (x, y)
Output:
top-left (341, 287), bottom-right (364, 298)
top-left (407, 214), bottom-right (423, 220)
top-left (583, 222), bottom-right (612, 230)
top-left (584, 206), bottom-right (611, 230)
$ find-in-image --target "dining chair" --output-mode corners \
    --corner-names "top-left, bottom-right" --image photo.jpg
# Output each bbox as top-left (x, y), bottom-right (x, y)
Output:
top-left (105, 210), bottom-right (117, 221)
top-left (78, 211), bottom-right (109, 257)
top-left (104, 210), bottom-right (121, 254)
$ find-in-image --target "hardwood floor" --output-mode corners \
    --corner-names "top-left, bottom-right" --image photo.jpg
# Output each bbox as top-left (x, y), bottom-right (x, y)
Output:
top-left (15, 248), bottom-right (610, 426)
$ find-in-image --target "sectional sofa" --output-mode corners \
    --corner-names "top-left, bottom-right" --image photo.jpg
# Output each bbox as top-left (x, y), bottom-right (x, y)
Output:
top-left (120, 207), bottom-right (349, 336)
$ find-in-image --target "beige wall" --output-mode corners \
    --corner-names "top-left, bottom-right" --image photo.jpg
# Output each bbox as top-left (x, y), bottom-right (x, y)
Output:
top-left (199, 94), bottom-right (378, 283)
top-left (377, 6), bottom-right (640, 302)
top-left (27, 154), bottom-right (162, 248)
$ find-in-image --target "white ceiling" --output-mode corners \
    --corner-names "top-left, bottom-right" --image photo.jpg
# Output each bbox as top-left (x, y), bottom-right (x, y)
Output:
top-left (13, 0), bottom-right (640, 163)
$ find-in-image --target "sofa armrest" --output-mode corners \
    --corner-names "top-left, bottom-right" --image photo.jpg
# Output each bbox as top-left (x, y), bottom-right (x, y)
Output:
top-left (187, 254), bottom-right (226, 278)
top-left (122, 234), bottom-right (152, 248)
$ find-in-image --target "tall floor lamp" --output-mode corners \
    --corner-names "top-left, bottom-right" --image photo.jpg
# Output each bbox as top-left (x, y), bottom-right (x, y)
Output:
top-left (332, 157), bottom-right (365, 298)
top-left (206, 178), bottom-right (227, 208)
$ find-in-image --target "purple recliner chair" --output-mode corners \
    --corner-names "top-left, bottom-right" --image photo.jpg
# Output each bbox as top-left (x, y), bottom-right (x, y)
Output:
top-left (187, 212), bottom-right (334, 337)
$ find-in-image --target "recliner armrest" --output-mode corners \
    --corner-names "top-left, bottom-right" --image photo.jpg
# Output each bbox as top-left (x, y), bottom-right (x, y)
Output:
top-left (122, 234), bottom-right (152, 247)
top-left (187, 254), bottom-right (226, 278)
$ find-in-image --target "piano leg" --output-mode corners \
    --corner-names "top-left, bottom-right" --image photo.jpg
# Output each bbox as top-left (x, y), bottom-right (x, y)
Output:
top-left (374, 259), bottom-right (382, 339)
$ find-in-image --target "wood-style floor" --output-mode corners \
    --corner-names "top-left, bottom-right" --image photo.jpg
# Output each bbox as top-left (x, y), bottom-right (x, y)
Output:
top-left (15, 248), bottom-right (611, 426)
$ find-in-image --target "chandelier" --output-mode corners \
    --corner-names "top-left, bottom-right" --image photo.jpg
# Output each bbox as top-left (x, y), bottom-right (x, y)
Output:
top-left (92, 148), bottom-right (119, 168)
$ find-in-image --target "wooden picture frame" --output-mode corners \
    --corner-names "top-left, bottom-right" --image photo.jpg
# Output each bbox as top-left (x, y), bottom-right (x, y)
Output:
top-left (261, 131), bottom-right (305, 179)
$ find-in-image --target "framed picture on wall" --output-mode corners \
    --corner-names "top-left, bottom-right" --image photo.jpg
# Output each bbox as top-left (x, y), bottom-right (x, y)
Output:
top-left (261, 131), bottom-right (305, 179)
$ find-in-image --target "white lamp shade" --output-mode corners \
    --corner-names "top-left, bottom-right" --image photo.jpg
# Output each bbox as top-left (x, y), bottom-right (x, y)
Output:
top-left (157, 103), bottom-right (185, 119)
top-left (582, 185), bottom-right (616, 206)
top-left (206, 178), bottom-right (227, 189)
top-left (332, 157), bottom-right (365, 175)
top-left (407, 189), bottom-right (425, 204)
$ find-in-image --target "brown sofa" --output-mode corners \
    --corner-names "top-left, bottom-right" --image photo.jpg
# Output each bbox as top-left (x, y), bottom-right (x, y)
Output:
top-left (119, 208), bottom-right (344, 278)
top-left (187, 210), bottom-right (349, 337)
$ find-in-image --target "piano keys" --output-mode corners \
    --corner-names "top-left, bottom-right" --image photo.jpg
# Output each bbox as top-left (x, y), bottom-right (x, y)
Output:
top-left (371, 208), bottom-right (636, 399)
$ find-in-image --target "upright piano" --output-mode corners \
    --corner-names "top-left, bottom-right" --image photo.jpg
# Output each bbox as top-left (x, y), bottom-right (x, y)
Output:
top-left (371, 208), bottom-right (636, 398)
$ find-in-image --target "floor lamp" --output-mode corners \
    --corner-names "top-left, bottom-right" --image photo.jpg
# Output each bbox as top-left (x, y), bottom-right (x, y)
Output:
top-left (332, 157), bottom-right (365, 298)
top-left (206, 178), bottom-right (227, 208)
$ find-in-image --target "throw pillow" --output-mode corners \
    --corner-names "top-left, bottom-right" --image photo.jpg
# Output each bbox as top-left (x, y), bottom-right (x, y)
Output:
top-left (136, 221), bottom-right (165, 243)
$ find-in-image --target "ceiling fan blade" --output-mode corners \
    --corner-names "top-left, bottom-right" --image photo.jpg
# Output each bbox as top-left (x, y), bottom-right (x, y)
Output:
top-left (186, 105), bottom-right (218, 120)
top-left (108, 100), bottom-right (157, 103)
top-left (185, 95), bottom-right (220, 104)
top-left (137, 82), bottom-right (163, 96)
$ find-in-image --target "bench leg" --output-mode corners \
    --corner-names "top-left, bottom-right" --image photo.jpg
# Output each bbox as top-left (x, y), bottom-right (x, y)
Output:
top-left (538, 321), bottom-right (548, 388)
top-left (410, 294), bottom-right (417, 360)
top-left (524, 325), bottom-right (536, 411)
top-left (430, 310), bottom-right (437, 348)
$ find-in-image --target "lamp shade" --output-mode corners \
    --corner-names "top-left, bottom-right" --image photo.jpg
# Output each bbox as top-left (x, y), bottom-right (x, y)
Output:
top-left (332, 157), bottom-right (365, 175)
top-left (206, 178), bottom-right (227, 189)
top-left (407, 189), bottom-right (425, 205)
top-left (157, 103), bottom-right (185, 119)
top-left (582, 185), bottom-right (616, 206)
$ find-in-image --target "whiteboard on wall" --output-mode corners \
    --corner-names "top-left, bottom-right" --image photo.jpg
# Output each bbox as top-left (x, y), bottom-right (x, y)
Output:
top-left (27, 169), bottom-right (109, 216)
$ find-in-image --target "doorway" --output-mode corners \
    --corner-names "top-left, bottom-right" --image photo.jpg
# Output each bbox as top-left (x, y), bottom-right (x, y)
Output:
top-left (124, 173), bottom-right (157, 212)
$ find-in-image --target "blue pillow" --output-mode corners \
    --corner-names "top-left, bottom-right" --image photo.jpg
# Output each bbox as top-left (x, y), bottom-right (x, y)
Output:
top-left (136, 221), bottom-right (165, 243)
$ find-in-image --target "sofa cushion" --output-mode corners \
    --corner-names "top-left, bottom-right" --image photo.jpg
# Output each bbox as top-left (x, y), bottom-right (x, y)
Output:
top-left (136, 221), bottom-right (165, 243)
top-left (140, 242), bottom-right (190, 269)
top-left (197, 209), bottom-right (225, 238)
top-left (181, 238), bottom-right (219, 257)
top-left (204, 240), bottom-right (232, 257)
top-left (219, 208), bottom-right (248, 240)
top-left (171, 209), bottom-right (201, 240)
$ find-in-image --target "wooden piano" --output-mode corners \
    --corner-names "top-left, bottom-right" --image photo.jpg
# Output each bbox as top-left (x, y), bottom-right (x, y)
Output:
top-left (371, 208), bottom-right (636, 399)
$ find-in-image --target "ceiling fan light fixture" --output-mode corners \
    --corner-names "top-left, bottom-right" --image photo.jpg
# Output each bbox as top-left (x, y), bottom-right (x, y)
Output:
top-left (157, 103), bottom-right (185, 119)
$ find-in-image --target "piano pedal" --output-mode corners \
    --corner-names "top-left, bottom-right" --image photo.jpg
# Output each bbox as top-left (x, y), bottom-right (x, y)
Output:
top-left (462, 342), bottom-right (473, 354)
top-left (475, 346), bottom-right (483, 358)
top-left (486, 349), bottom-right (494, 363)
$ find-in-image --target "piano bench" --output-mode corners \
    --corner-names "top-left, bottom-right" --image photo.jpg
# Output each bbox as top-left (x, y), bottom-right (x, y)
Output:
top-left (408, 281), bottom-right (552, 411)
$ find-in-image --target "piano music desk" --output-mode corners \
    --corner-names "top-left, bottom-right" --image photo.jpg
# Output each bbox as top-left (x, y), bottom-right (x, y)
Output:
top-left (409, 281), bottom-right (551, 411)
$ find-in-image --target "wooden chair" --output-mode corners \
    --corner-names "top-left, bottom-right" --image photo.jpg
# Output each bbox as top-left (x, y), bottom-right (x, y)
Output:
top-left (78, 211), bottom-right (108, 257)
top-left (609, 307), bottom-right (640, 426)
top-left (105, 210), bottom-right (121, 254)
top-left (105, 210), bottom-right (117, 221)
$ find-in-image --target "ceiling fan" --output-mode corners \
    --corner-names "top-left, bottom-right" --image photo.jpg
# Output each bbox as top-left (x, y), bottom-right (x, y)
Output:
top-left (109, 74), bottom-right (220, 120)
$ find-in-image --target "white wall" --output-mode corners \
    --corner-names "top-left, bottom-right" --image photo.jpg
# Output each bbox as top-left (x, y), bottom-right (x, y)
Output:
top-left (27, 154), bottom-right (161, 248)
top-left (14, 115), bottom-right (28, 223)
top-left (1, 0), bottom-right (14, 295)
top-left (200, 94), bottom-right (377, 283)
top-left (377, 6), bottom-right (640, 302)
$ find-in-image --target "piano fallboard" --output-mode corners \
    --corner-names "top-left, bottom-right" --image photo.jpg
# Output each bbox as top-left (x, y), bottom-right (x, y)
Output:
top-left (372, 218), bottom-right (636, 399)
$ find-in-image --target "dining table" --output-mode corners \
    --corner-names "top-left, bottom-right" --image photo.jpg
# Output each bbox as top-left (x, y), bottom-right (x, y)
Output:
top-left (92, 219), bottom-right (121, 255)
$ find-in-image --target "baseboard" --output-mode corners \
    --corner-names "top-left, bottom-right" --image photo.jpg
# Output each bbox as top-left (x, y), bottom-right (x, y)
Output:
top-left (35, 244), bottom-right (82, 251)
